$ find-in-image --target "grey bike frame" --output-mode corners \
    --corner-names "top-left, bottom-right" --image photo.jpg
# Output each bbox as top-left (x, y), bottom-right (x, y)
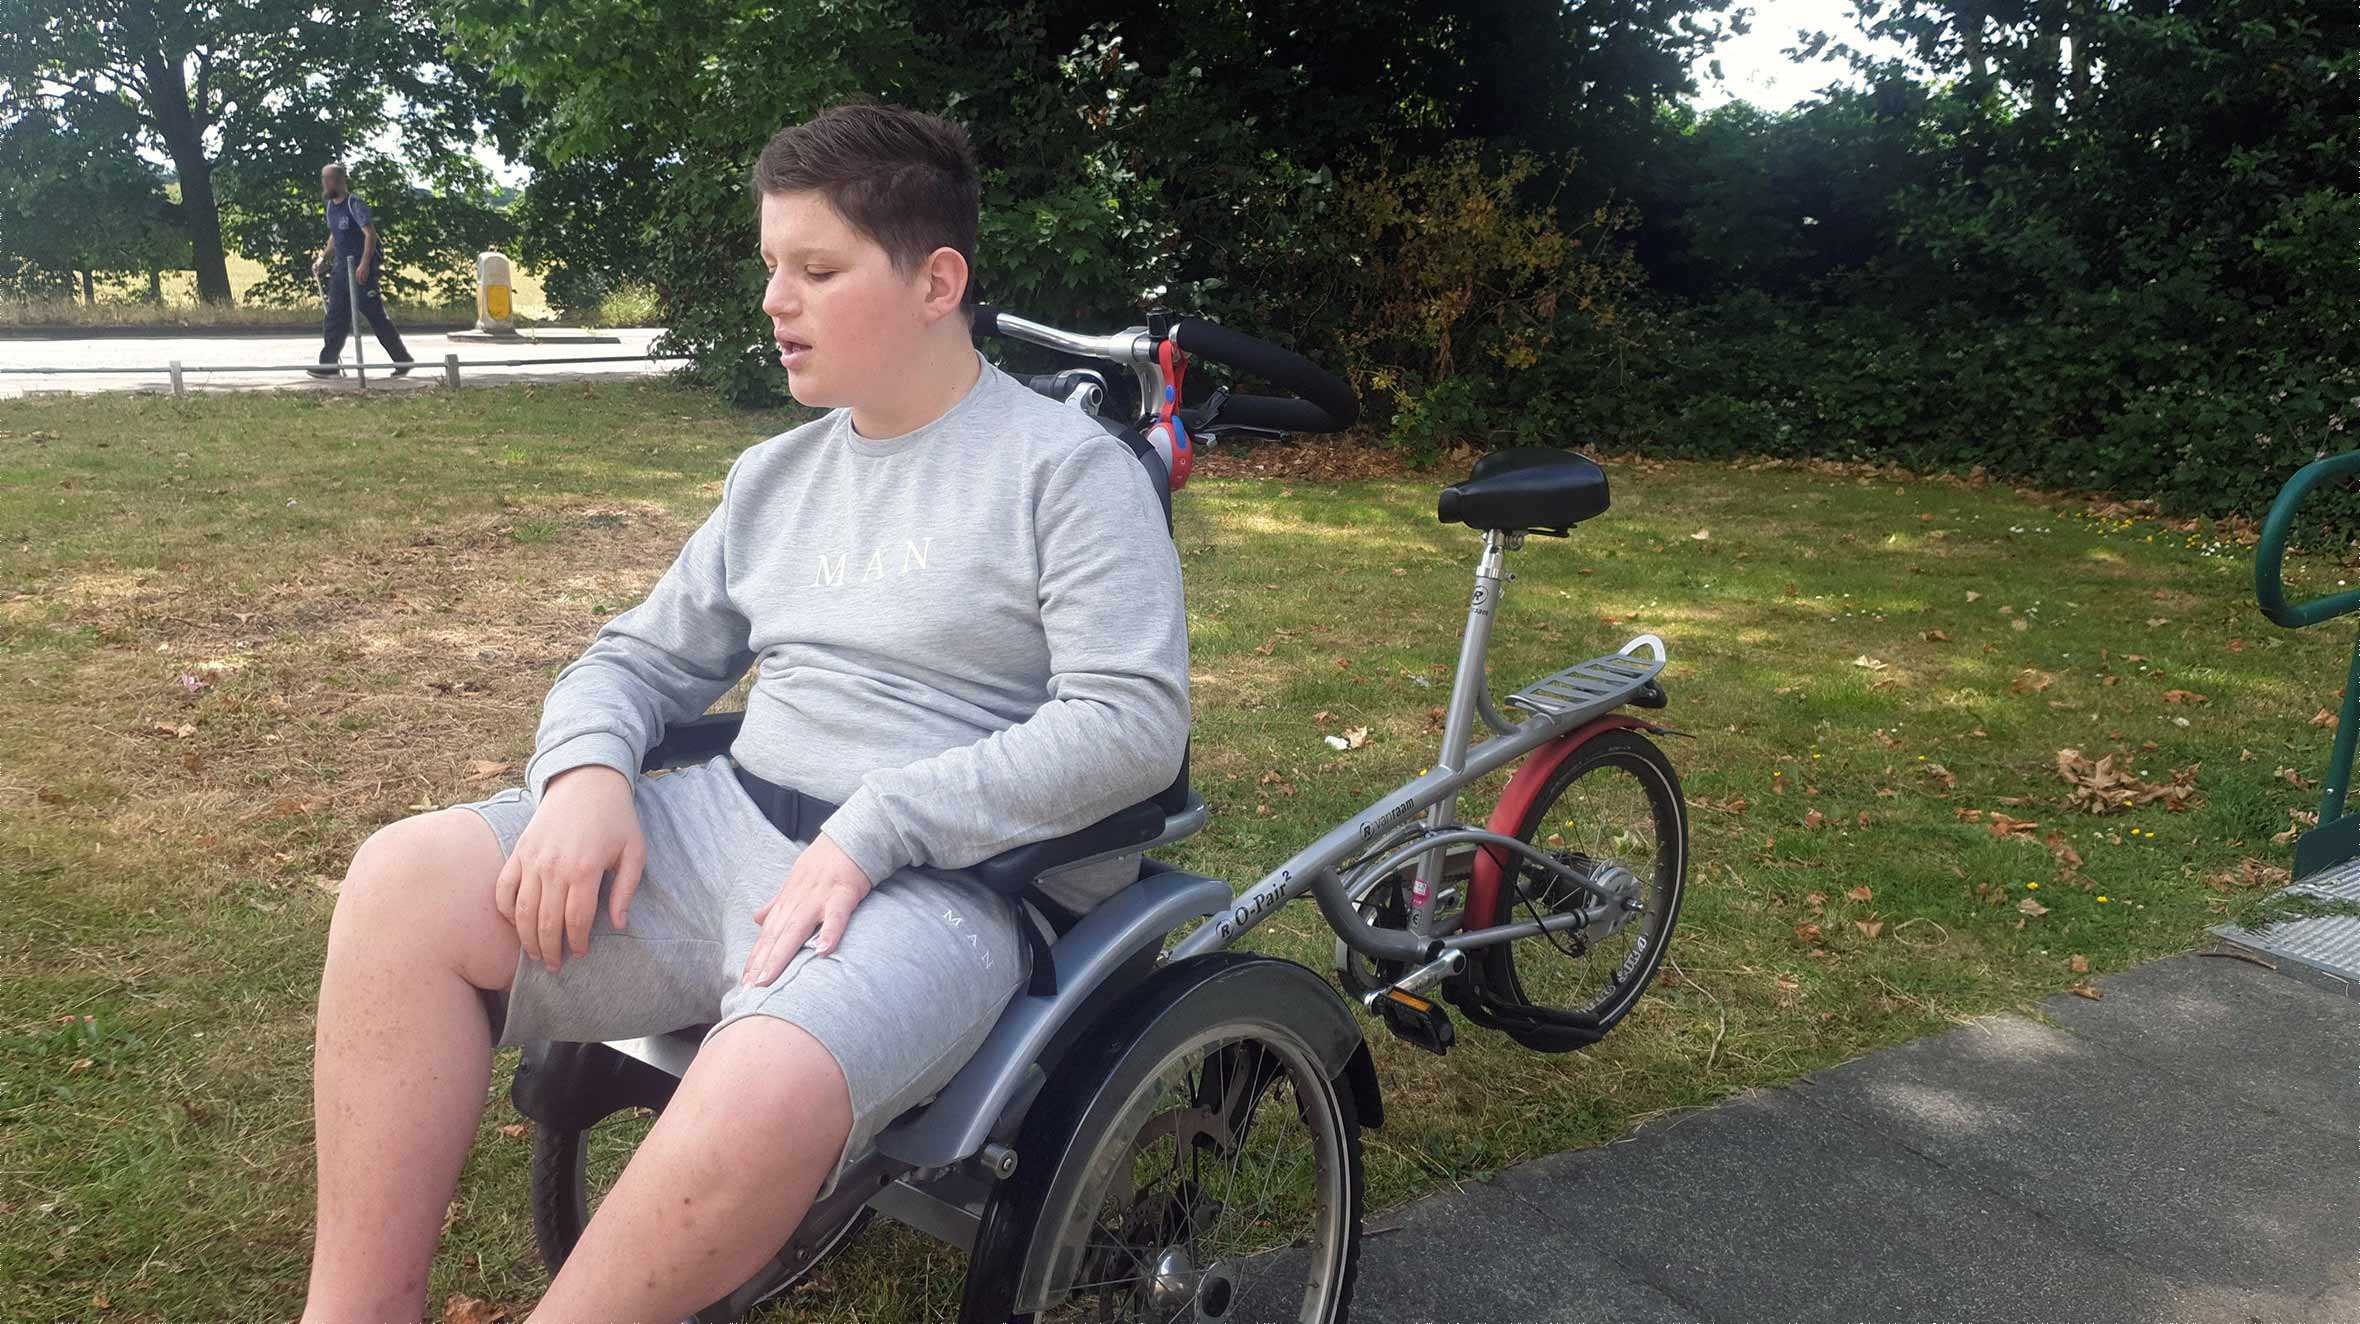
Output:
top-left (991, 310), bottom-right (1670, 971)
top-left (1165, 533), bottom-right (1665, 966)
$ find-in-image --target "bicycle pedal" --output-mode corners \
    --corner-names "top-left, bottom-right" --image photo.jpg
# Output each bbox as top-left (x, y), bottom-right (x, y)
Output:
top-left (1373, 987), bottom-right (1456, 1056)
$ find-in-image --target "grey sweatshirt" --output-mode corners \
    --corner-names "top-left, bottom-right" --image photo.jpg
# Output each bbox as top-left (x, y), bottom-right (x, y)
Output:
top-left (523, 352), bottom-right (1191, 907)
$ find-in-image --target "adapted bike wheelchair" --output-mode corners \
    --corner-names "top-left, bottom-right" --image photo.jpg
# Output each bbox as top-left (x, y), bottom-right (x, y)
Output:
top-left (507, 309), bottom-right (1689, 1323)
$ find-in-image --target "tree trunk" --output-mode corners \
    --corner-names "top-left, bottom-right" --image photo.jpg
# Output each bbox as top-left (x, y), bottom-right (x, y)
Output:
top-left (147, 266), bottom-right (163, 302)
top-left (142, 50), bottom-right (234, 306)
top-left (1957, 4), bottom-right (1989, 84)
top-left (2031, 0), bottom-right (2064, 109)
top-left (82, 268), bottom-right (96, 305)
top-left (2067, 1), bottom-right (2093, 105)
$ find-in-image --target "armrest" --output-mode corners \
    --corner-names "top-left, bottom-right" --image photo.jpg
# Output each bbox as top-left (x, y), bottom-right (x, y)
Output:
top-left (943, 792), bottom-right (1205, 898)
top-left (641, 710), bottom-right (745, 773)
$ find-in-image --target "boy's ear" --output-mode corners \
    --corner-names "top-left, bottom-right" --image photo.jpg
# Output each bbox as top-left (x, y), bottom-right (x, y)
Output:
top-left (921, 245), bottom-right (970, 323)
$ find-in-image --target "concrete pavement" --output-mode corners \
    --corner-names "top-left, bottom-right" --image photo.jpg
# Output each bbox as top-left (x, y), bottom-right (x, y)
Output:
top-left (0, 327), bottom-right (675, 398)
top-left (1360, 953), bottom-right (2359, 1323)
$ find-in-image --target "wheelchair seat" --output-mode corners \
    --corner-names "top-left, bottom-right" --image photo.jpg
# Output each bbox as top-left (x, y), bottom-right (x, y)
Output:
top-left (1436, 445), bottom-right (1610, 535)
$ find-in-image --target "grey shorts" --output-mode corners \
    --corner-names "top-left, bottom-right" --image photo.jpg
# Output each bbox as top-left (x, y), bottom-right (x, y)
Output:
top-left (456, 754), bottom-right (1029, 1192)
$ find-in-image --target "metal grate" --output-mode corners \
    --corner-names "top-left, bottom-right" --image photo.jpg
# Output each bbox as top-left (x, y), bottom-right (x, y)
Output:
top-left (2210, 856), bottom-right (2360, 999)
top-left (1504, 650), bottom-right (1663, 720)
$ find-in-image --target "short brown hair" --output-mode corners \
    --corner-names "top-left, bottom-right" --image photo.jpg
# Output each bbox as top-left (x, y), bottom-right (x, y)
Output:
top-left (750, 103), bottom-right (982, 313)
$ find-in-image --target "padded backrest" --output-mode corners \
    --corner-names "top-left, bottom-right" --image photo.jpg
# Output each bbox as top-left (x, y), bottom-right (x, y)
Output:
top-left (1094, 417), bottom-right (1189, 812)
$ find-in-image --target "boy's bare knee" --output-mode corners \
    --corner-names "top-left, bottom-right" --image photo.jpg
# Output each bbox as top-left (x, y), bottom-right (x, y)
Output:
top-left (332, 810), bottom-right (517, 991)
top-left (686, 1017), bottom-right (853, 1135)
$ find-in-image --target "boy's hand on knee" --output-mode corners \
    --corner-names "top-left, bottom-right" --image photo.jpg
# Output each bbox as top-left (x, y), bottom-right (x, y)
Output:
top-left (498, 766), bottom-right (647, 974)
top-left (743, 834), bottom-right (871, 987)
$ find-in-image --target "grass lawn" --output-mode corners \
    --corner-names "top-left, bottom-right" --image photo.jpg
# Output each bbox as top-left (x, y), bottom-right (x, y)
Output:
top-left (0, 383), bottom-right (2346, 1321)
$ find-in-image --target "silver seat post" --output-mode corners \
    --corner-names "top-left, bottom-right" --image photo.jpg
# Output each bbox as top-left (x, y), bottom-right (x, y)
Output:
top-left (1409, 529), bottom-right (1512, 936)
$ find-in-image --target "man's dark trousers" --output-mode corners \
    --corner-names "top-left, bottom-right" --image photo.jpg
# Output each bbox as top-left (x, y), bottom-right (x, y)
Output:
top-left (319, 261), bottom-right (413, 370)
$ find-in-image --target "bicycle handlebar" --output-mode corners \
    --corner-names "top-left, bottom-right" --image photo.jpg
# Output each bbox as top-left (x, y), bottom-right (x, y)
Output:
top-left (2256, 451), bottom-right (2360, 629)
top-left (973, 304), bottom-right (1359, 435)
top-left (1168, 317), bottom-right (1359, 434)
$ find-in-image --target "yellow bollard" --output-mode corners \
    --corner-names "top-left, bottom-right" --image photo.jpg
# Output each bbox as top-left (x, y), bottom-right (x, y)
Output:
top-left (475, 251), bottom-right (516, 335)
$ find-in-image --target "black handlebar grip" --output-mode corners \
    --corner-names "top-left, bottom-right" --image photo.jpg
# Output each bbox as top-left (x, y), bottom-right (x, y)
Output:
top-left (1205, 394), bottom-right (1349, 434)
top-left (1171, 318), bottom-right (1359, 433)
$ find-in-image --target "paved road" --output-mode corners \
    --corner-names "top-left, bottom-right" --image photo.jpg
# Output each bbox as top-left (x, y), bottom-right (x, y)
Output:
top-left (1362, 953), bottom-right (2358, 1324)
top-left (0, 327), bottom-right (675, 398)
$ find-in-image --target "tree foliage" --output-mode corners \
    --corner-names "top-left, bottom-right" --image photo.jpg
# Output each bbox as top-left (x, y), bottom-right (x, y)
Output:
top-left (0, 0), bottom-right (512, 304)
top-left (451, 0), bottom-right (1736, 404)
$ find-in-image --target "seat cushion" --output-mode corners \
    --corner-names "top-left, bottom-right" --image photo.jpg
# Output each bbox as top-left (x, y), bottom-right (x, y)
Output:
top-left (1435, 446), bottom-right (1610, 533)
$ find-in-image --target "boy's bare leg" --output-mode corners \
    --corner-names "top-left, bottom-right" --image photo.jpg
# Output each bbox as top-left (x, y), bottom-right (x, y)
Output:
top-left (525, 1016), bottom-right (853, 1324)
top-left (303, 810), bottom-right (521, 1324)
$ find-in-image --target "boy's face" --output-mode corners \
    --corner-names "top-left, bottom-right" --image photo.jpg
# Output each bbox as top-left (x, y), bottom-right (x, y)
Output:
top-left (758, 190), bottom-right (942, 414)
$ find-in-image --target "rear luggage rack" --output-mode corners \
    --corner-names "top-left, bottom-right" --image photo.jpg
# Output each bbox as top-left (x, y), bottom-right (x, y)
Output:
top-left (1505, 639), bottom-right (1666, 722)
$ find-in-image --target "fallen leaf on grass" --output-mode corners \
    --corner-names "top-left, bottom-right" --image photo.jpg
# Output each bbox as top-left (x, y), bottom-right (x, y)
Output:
top-left (466, 759), bottom-right (513, 784)
top-left (2273, 808), bottom-right (2319, 845)
top-left (2012, 669), bottom-right (2057, 694)
top-left (1793, 922), bottom-right (1823, 944)
top-left (1854, 920), bottom-right (1885, 940)
top-left (443, 1296), bottom-right (510, 1324)
top-left (2044, 832), bottom-right (2083, 873)
top-left (1804, 809), bottom-right (1826, 829)
top-left (2018, 896), bottom-right (2050, 918)
top-left (2069, 953), bottom-right (2090, 974)
top-left (1922, 629), bottom-right (1951, 642)
top-left (1987, 812), bottom-right (2039, 838)
top-left (1921, 762), bottom-right (1958, 789)
top-left (2312, 708), bottom-right (2338, 729)
top-left (2069, 981), bottom-right (2103, 1001)
top-left (2161, 690), bottom-right (2210, 705)
top-left (2205, 858), bottom-right (2291, 892)
top-left (1852, 655), bottom-right (1890, 672)
top-left (2055, 748), bottom-right (2202, 814)
top-left (1846, 885), bottom-right (1874, 902)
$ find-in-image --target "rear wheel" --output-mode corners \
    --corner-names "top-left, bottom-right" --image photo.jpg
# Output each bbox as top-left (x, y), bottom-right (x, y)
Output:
top-left (1466, 728), bottom-right (1686, 1050)
top-left (529, 1089), bottom-right (873, 1322)
top-left (961, 954), bottom-right (1365, 1324)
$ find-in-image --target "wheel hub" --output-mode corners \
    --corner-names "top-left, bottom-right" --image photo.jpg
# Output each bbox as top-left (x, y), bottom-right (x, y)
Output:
top-left (1578, 861), bottom-right (1645, 940)
top-left (1147, 1247), bottom-right (1237, 1320)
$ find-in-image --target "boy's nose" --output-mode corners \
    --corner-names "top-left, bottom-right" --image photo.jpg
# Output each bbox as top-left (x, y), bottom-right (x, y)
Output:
top-left (761, 275), bottom-right (797, 321)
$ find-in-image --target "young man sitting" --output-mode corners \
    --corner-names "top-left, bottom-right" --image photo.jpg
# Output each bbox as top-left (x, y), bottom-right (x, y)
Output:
top-left (299, 103), bottom-right (1190, 1324)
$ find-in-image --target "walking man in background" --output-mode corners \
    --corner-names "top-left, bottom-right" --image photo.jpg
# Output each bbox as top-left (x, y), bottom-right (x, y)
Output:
top-left (310, 162), bottom-right (414, 378)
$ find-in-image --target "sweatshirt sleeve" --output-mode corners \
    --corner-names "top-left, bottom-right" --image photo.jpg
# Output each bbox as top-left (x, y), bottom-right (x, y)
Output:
top-left (523, 461), bottom-right (758, 799)
top-left (820, 437), bottom-right (1190, 882)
